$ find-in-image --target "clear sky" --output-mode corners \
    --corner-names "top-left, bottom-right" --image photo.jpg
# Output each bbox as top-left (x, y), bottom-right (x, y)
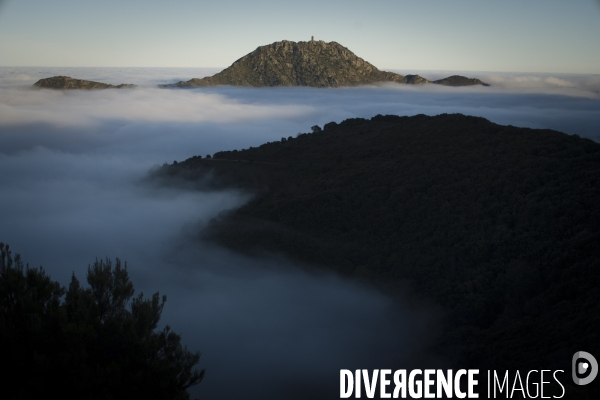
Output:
top-left (1, 0), bottom-right (599, 73)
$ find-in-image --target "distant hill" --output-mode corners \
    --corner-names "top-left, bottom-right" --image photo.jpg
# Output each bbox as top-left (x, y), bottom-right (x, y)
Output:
top-left (433, 75), bottom-right (490, 86)
top-left (154, 114), bottom-right (599, 397)
top-left (164, 40), bottom-right (488, 88)
top-left (32, 76), bottom-right (136, 90)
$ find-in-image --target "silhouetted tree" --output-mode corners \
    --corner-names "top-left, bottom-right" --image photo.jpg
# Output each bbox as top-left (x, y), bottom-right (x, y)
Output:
top-left (0, 244), bottom-right (204, 400)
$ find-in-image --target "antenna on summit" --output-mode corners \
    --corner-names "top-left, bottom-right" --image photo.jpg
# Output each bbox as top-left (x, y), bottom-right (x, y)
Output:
top-left (311, 36), bottom-right (314, 42)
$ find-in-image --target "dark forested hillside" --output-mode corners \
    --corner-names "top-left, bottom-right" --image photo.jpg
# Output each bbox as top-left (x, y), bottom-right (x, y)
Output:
top-left (156, 114), bottom-right (600, 397)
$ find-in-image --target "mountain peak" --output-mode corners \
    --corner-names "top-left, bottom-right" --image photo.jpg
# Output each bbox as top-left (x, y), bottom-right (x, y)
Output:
top-left (168, 39), bottom-right (434, 88)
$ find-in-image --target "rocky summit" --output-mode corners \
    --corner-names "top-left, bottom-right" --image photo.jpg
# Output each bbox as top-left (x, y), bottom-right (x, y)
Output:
top-left (166, 40), bottom-right (488, 88)
top-left (32, 76), bottom-right (136, 90)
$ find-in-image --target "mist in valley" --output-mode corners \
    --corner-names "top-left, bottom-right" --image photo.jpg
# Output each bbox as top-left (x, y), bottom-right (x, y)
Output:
top-left (1, 67), bottom-right (599, 398)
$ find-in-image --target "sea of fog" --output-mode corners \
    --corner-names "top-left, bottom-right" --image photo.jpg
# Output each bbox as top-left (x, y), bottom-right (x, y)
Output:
top-left (1, 67), bottom-right (599, 399)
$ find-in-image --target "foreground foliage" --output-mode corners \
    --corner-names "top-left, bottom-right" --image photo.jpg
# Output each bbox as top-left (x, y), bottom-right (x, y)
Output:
top-left (0, 243), bottom-right (204, 400)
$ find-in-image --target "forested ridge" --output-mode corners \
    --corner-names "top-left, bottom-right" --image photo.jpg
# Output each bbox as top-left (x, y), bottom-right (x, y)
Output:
top-left (157, 114), bottom-right (600, 397)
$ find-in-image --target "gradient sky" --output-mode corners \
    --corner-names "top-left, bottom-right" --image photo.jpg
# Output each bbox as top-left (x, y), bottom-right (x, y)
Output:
top-left (0, 0), bottom-right (599, 73)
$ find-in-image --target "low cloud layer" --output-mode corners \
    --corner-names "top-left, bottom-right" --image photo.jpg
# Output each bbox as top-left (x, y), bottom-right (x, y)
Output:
top-left (0, 87), bottom-right (313, 127)
top-left (1, 67), bottom-right (599, 398)
top-left (0, 144), bottom-right (433, 399)
top-left (1, 67), bottom-right (598, 149)
top-left (390, 69), bottom-right (600, 97)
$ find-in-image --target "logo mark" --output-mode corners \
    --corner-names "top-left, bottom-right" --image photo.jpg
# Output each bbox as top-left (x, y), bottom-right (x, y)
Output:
top-left (572, 351), bottom-right (598, 385)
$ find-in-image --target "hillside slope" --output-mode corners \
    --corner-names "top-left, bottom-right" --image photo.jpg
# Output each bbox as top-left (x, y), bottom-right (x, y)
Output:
top-left (155, 114), bottom-right (599, 396)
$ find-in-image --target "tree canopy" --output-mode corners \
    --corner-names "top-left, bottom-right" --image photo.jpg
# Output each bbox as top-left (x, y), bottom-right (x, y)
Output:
top-left (0, 243), bottom-right (204, 400)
